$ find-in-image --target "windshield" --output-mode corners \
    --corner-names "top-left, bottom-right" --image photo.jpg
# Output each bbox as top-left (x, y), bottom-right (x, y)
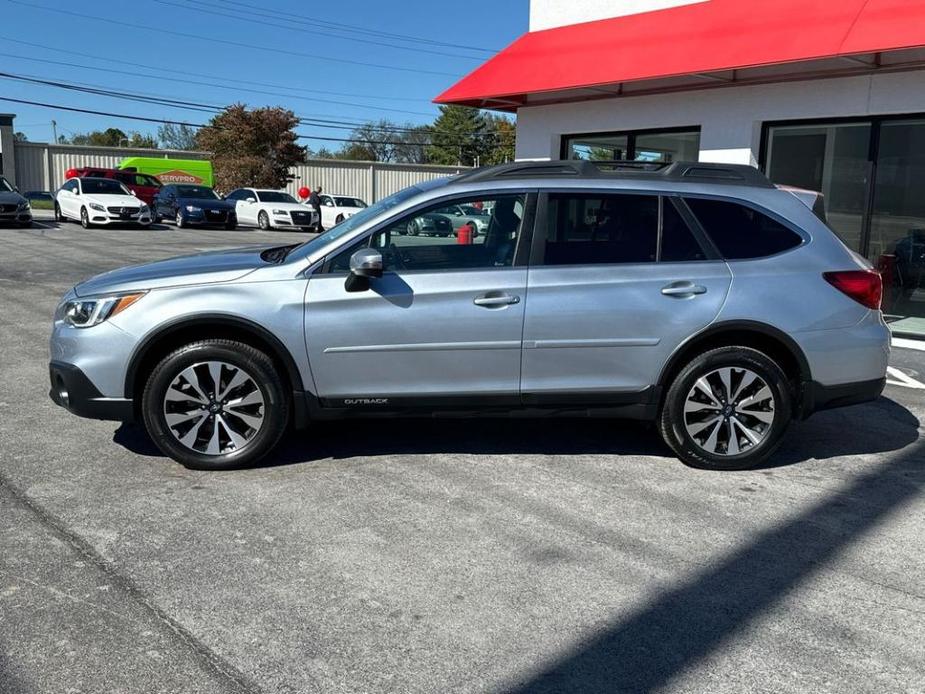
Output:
top-left (257, 191), bottom-right (297, 204)
top-left (176, 185), bottom-right (220, 200)
top-left (294, 179), bottom-right (449, 257)
top-left (335, 197), bottom-right (367, 208)
top-left (0, 177), bottom-right (13, 193)
top-left (82, 178), bottom-right (131, 195)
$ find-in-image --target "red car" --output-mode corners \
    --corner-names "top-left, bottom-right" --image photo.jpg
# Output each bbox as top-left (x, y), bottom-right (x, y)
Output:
top-left (65, 167), bottom-right (163, 207)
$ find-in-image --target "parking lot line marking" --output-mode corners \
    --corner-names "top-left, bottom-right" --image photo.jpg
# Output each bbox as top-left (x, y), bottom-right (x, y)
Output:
top-left (892, 337), bottom-right (925, 352)
top-left (886, 366), bottom-right (925, 389)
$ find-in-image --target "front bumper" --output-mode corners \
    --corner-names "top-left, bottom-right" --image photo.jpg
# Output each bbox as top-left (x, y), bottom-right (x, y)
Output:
top-left (88, 211), bottom-right (153, 225)
top-left (0, 211), bottom-right (32, 224)
top-left (49, 361), bottom-right (134, 421)
top-left (182, 209), bottom-right (236, 226)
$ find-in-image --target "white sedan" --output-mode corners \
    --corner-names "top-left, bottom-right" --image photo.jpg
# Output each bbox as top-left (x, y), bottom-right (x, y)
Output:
top-left (225, 188), bottom-right (318, 231)
top-left (55, 177), bottom-right (152, 228)
top-left (316, 194), bottom-right (368, 229)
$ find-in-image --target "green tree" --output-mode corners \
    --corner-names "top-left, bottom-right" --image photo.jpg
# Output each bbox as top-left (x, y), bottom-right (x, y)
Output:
top-left (13, 131), bottom-right (27, 142)
top-left (157, 123), bottom-right (198, 150)
top-left (196, 104), bottom-right (306, 191)
top-left (482, 115), bottom-right (516, 165)
top-left (425, 105), bottom-right (491, 166)
top-left (63, 128), bottom-right (157, 148)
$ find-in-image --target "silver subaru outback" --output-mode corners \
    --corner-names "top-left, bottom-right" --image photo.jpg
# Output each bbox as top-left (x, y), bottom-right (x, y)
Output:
top-left (49, 161), bottom-right (890, 471)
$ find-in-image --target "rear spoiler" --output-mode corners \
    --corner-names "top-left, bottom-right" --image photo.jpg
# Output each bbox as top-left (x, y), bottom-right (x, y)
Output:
top-left (776, 185), bottom-right (827, 223)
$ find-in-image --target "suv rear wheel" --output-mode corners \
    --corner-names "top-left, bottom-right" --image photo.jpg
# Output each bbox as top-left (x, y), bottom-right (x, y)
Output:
top-left (660, 346), bottom-right (792, 470)
top-left (141, 340), bottom-right (289, 470)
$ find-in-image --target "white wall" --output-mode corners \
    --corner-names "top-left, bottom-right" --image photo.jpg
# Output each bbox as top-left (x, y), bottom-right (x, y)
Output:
top-left (514, 70), bottom-right (925, 163)
top-left (529, 0), bottom-right (708, 31)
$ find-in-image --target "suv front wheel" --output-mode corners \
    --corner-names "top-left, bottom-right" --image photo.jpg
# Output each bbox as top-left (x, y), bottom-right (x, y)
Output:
top-left (141, 340), bottom-right (289, 470)
top-left (660, 346), bottom-right (792, 470)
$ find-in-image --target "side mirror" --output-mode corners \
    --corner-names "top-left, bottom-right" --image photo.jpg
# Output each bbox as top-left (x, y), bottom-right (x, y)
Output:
top-left (246, 197), bottom-right (256, 203)
top-left (345, 247), bottom-right (383, 292)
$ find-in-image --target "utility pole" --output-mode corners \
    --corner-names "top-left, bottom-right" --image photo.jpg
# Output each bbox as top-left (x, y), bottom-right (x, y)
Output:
top-left (51, 120), bottom-right (57, 145)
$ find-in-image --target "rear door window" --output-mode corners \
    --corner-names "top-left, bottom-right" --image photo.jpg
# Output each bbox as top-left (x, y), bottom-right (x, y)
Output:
top-left (541, 193), bottom-right (707, 265)
top-left (684, 197), bottom-right (802, 259)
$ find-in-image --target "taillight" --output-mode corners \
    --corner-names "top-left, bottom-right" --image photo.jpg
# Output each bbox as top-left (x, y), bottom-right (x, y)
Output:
top-left (823, 270), bottom-right (882, 310)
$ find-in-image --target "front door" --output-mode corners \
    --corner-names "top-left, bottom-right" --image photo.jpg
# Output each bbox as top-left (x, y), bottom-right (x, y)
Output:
top-left (521, 192), bottom-right (732, 400)
top-left (304, 193), bottom-right (533, 405)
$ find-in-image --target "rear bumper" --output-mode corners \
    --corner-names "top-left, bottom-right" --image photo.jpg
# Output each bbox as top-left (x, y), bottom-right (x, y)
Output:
top-left (49, 361), bottom-right (134, 422)
top-left (800, 377), bottom-right (886, 419)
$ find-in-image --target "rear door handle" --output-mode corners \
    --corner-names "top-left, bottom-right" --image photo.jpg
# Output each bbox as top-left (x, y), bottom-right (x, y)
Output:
top-left (661, 282), bottom-right (707, 297)
top-left (474, 293), bottom-right (521, 308)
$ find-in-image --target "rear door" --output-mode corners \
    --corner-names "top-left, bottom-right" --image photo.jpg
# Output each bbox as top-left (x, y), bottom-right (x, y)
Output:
top-left (521, 191), bottom-right (732, 402)
top-left (304, 192), bottom-right (534, 405)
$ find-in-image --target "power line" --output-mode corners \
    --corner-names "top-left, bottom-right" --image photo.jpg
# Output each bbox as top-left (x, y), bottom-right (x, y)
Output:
top-left (209, 0), bottom-right (498, 53)
top-left (154, 0), bottom-right (485, 60)
top-left (0, 36), bottom-right (435, 104)
top-left (7, 0), bottom-right (460, 78)
top-left (0, 71), bottom-right (508, 140)
top-left (0, 50), bottom-right (436, 118)
top-left (0, 96), bottom-right (512, 152)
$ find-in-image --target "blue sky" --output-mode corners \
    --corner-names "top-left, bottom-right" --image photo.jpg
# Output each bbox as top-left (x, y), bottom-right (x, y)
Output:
top-left (1, 0), bottom-right (528, 150)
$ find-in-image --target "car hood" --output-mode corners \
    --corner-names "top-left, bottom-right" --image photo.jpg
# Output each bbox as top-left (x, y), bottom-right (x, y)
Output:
top-left (0, 190), bottom-right (25, 204)
top-left (261, 202), bottom-right (307, 211)
top-left (83, 193), bottom-right (145, 207)
top-left (74, 245), bottom-right (274, 296)
top-left (177, 197), bottom-right (235, 210)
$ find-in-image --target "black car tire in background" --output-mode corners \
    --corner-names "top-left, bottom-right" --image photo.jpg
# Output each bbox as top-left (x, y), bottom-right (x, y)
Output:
top-left (54, 201), bottom-right (64, 223)
top-left (80, 207), bottom-right (92, 229)
top-left (258, 211), bottom-right (270, 230)
top-left (176, 211), bottom-right (186, 229)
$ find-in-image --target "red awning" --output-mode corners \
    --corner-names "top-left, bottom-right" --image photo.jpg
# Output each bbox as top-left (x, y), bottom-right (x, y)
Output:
top-left (436, 0), bottom-right (925, 110)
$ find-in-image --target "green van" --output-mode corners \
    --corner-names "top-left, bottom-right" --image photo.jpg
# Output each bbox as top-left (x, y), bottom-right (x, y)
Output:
top-left (118, 157), bottom-right (214, 188)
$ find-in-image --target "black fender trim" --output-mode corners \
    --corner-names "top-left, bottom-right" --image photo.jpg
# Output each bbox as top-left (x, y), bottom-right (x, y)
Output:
top-left (123, 314), bottom-right (305, 402)
top-left (657, 319), bottom-right (813, 394)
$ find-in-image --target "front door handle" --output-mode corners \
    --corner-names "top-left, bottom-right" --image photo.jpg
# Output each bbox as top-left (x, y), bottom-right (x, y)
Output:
top-left (661, 282), bottom-right (707, 297)
top-left (474, 293), bottom-right (521, 308)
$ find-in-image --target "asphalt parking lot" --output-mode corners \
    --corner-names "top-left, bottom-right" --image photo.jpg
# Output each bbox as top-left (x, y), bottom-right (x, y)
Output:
top-left (1, 216), bottom-right (924, 694)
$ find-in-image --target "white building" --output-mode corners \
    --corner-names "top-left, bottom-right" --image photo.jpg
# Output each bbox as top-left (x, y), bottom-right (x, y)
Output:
top-left (437, 0), bottom-right (925, 336)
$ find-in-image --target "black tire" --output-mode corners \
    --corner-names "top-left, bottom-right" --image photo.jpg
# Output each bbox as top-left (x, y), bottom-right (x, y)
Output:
top-left (141, 340), bottom-right (290, 471)
top-left (407, 221), bottom-right (418, 236)
top-left (80, 207), bottom-right (92, 229)
top-left (176, 211), bottom-right (185, 229)
top-left (335, 214), bottom-right (344, 225)
top-left (659, 346), bottom-right (792, 471)
top-left (54, 201), bottom-right (64, 223)
top-left (258, 211), bottom-right (270, 231)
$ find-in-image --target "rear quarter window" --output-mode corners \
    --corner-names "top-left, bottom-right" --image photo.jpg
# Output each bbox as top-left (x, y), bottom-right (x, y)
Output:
top-left (684, 198), bottom-right (802, 260)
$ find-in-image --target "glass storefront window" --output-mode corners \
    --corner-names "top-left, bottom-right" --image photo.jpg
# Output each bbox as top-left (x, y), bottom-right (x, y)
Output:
top-left (871, 119), bottom-right (925, 332)
top-left (563, 129), bottom-right (701, 164)
top-left (766, 123), bottom-right (871, 253)
top-left (764, 116), bottom-right (925, 337)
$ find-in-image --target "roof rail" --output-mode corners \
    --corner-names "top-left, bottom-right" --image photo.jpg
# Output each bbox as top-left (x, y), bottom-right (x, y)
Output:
top-left (456, 160), bottom-right (775, 188)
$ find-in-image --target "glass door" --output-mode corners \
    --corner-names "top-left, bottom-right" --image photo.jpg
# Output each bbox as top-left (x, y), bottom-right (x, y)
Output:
top-left (870, 119), bottom-right (925, 330)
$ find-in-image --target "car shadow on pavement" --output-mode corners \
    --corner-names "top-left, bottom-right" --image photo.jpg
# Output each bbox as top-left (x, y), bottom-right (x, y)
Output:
top-left (499, 436), bottom-right (925, 694)
top-left (112, 396), bottom-right (919, 471)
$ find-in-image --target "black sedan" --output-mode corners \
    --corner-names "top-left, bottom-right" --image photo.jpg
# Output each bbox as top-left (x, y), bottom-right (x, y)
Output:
top-left (153, 184), bottom-right (237, 229)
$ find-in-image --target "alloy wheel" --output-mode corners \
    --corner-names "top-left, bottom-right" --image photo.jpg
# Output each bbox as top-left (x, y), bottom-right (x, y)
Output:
top-left (162, 361), bottom-right (265, 456)
top-left (683, 367), bottom-right (776, 457)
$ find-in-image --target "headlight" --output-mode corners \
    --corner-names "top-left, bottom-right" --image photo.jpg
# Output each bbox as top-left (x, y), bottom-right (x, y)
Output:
top-left (272, 208), bottom-right (288, 215)
top-left (185, 205), bottom-right (202, 213)
top-left (89, 202), bottom-right (105, 212)
top-left (59, 292), bottom-right (147, 328)
top-left (17, 200), bottom-right (31, 211)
